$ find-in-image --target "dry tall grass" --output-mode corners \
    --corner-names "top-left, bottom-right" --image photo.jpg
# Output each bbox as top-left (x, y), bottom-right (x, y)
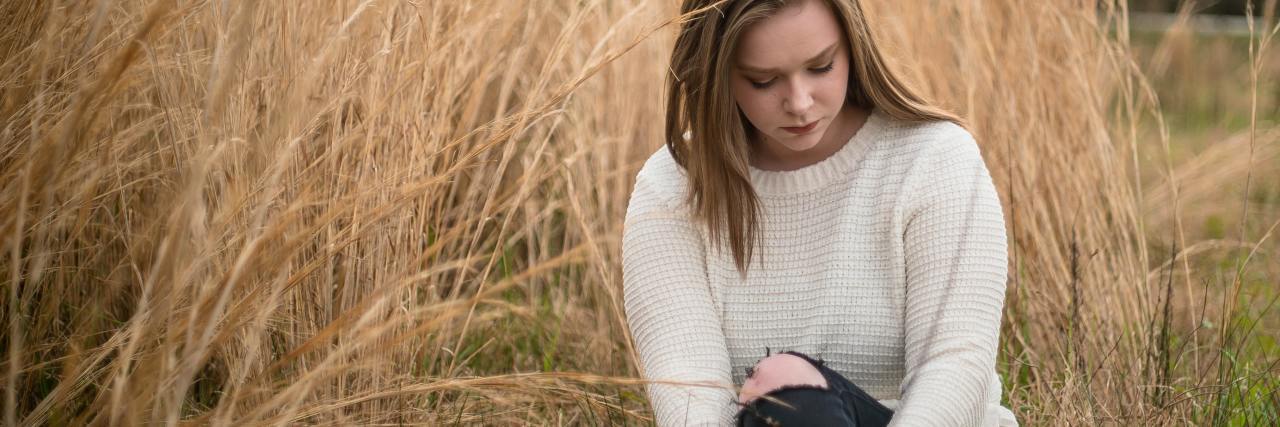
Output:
top-left (1, 0), bottom-right (1277, 425)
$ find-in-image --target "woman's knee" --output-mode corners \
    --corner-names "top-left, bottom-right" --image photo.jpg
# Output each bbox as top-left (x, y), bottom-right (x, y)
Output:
top-left (738, 353), bottom-right (828, 403)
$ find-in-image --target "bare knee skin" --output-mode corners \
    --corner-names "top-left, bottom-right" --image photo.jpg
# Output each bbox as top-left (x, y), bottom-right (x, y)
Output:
top-left (738, 353), bottom-right (829, 404)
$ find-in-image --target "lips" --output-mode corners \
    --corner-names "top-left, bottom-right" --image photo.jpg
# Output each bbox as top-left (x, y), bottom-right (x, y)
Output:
top-left (781, 120), bottom-right (818, 135)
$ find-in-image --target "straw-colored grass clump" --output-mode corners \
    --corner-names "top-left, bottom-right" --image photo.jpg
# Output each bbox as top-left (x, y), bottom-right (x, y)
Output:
top-left (1, 0), bottom-right (1276, 425)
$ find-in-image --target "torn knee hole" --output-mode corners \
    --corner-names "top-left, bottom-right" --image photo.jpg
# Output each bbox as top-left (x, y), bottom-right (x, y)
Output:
top-left (739, 353), bottom-right (829, 404)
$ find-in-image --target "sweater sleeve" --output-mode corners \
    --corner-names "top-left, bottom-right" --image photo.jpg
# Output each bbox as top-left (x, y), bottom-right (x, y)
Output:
top-left (892, 132), bottom-right (1009, 426)
top-left (621, 176), bottom-right (738, 427)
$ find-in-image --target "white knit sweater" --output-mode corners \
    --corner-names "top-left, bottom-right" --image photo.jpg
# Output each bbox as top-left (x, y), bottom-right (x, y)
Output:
top-left (621, 109), bottom-right (1018, 426)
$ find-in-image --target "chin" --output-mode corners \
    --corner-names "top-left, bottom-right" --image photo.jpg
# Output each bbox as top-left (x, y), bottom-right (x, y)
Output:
top-left (780, 135), bottom-right (822, 152)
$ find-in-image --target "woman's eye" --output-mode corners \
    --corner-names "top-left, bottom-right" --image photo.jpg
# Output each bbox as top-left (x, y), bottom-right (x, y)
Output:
top-left (747, 63), bottom-right (832, 90)
top-left (749, 79), bottom-right (774, 89)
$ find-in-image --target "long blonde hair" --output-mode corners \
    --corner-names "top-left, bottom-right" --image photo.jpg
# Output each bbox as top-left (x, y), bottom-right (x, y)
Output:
top-left (665, 0), bottom-right (962, 276)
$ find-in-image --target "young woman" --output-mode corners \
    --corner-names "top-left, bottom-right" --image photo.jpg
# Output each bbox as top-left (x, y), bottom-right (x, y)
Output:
top-left (620, 0), bottom-right (1019, 425)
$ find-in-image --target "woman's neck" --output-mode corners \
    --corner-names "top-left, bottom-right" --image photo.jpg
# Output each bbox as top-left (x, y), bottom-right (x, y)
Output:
top-left (750, 106), bottom-right (869, 172)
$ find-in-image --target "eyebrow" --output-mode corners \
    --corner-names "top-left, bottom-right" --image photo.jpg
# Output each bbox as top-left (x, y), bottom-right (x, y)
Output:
top-left (737, 43), bottom-right (838, 74)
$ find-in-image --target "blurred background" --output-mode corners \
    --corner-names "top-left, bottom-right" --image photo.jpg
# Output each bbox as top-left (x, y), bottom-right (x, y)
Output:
top-left (1, 0), bottom-right (1276, 425)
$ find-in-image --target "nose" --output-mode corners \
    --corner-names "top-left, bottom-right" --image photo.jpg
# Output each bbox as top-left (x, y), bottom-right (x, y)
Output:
top-left (781, 78), bottom-right (813, 117)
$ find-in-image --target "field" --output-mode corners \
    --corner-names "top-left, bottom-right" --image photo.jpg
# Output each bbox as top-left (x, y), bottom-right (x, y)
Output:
top-left (1, 0), bottom-right (1277, 425)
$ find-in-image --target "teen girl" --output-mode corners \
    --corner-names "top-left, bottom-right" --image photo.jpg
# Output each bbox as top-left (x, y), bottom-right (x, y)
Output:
top-left (621, 0), bottom-right (1019, 425)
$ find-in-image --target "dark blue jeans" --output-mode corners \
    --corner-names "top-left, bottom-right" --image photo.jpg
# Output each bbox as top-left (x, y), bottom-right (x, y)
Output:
top-left (734, 351), bottom-right (894, 427)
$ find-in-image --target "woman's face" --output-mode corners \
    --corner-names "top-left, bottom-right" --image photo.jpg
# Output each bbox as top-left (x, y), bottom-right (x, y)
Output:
top-left (730, 0), bottom-right (851, 165)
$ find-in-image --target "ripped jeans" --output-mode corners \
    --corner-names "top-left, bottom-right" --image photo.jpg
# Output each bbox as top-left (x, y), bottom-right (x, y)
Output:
top-left (734, 350), bottom-right (894, 427)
